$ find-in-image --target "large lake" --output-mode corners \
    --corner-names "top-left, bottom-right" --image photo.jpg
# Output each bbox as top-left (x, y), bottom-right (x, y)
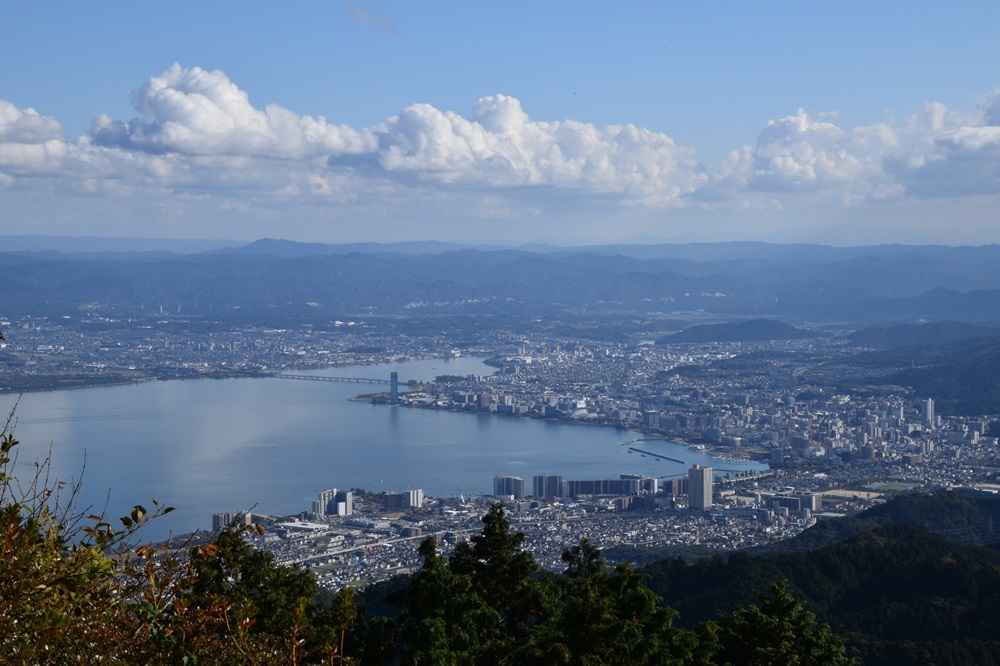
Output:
top-left (1, 357), bottom-right (766, 540)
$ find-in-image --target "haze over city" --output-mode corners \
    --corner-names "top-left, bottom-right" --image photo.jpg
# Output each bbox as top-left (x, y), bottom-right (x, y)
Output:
top-left (3, 1), bottom-right (1000, 246)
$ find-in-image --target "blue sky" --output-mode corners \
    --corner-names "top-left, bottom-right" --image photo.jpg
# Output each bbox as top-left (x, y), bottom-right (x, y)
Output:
top-left (2, 1), bottom-right (1000, 246)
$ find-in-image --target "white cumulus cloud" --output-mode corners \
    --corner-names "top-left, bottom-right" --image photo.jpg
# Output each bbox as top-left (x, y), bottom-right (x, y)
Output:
top-left (882, 96), bottom-right (1000, 197)
top-left (369, 94), bottom-right (707, 204)
top-left (715, 109), bottom-right (892, 198)
top-left (90, 64), bottom-right (375, 159)
top-left (0, 100), bottom-right (65, 144)
top-left (73, 65), bottom-right (706, 207)
top-left (707, 90), bottom-right (1000, 204)
top-left (0, 101), bottom-right (70, 177)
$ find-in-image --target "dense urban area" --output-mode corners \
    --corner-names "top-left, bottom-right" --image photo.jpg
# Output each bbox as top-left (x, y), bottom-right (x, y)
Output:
top-left (2, 312), bottom-right (999, 592)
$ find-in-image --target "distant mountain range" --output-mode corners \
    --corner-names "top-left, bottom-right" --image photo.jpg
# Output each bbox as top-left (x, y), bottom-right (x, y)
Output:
top-left (659, 319), bottom-right (821, 343)
top-left (4, 238), bottom-right (1000, 326)
top-left (0, 235), bottom-right (240, 254)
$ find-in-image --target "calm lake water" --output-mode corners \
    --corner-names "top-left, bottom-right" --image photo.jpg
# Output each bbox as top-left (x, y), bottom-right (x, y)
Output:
top-left (1, 357), bottom-right (766, 540)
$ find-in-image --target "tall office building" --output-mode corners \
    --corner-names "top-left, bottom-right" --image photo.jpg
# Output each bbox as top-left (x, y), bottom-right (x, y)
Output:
top-left (532, 474), bottom-right (564, 498)
top-left (390, 371), bottom-right (399, 404)
top-left (688, 464), bottom-right (713, 510)
top-left (494, 475), bottom-right (525, 499)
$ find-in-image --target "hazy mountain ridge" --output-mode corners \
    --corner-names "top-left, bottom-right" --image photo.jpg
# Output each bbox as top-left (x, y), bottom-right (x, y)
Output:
top-left (4, 240), bottom-right (1000, 324)
top-left (658, 319), bottom-right (820, 343)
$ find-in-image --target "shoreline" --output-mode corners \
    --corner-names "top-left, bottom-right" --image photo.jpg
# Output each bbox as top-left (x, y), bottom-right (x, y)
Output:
top-left (360, 391), bottom-right (767, 467)
top-left (1, 358), bottom-right (767, 468)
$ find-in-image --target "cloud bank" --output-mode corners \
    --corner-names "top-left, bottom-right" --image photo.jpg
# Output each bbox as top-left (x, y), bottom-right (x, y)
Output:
top-left (2, 63), bottom-right (1000, 237)
top-left (369, 94), bottom-right (706, 204)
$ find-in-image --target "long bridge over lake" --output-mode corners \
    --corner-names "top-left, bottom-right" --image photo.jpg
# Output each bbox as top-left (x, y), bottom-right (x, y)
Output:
top-left (271, 373), bottom-right (394, 385)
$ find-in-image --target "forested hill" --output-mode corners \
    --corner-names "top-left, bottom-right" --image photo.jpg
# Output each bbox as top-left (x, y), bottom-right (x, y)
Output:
top-left (640, 490), bottom-right (1000, 666)
top-left (756, 487), bottom-right (1000, 554)
top-left (839, 335), bottom-right (1000, 415)
top-left (886, 340), bottom-right (1000, 416)
top-left (845, 321), bottom-right (1000, 347)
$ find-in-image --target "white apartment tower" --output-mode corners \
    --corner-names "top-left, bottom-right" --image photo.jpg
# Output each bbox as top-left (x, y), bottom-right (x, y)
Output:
top-left (494, 475), bottom-right (526, 499)
top-left (688, 464), bottom-right (713, 511)
top-left (313, 488), bottom-right (353, 518)
top-left (922, 398), bottom-right (935, 428)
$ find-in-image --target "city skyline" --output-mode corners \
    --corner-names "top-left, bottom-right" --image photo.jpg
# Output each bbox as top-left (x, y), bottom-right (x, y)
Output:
top-left (2, 2), bottom-right (1000, 247)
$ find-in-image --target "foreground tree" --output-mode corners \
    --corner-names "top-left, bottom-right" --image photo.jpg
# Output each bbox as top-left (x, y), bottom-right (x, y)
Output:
top-left (0, 415), bottom-right (179, 663)
top-left (0, 413), bottom-right (337, 665)
top-left (187, 526), bottom-right (319, 637)
top-left (713, 580), bottom-right (857, 666)
top-left (448, 503), bottom-right (554, 659)
top-left (515, 538), bottom-right (712, 666)
top-left (394, 509), bottom-right (715, 666)
top-left (398, 535), bottom-right (503, 664)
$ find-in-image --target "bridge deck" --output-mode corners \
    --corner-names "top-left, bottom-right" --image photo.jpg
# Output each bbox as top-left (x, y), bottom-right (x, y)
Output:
top-left (271, 373), bottom-right (393, 385)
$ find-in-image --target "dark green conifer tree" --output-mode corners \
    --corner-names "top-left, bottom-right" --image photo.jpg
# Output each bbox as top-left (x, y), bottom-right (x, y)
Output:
top-left (713, 580), bottom-right (857, 666)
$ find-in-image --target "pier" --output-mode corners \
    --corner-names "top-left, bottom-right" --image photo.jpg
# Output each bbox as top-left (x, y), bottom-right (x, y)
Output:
top-left (627, 447), bottom-right (686, 464)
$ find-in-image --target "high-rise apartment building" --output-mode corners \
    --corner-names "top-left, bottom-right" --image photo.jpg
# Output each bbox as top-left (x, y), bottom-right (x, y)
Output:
top-left (688, 464), bottom-right (713, 510)
top-left (494, 475), bottom-right (525, 499)
top-left (565, 478), bottom-right (641, 498)
top-left (621, 473), bottom-right (658, 494)
top-left (382, 489), bottom-right (424, 510)
top-left (532, 474), bottom-right (564, 498)
top-left (313, 488), bottom-right (353, 518)
top-left (212, 511), bottom-right (252, 532)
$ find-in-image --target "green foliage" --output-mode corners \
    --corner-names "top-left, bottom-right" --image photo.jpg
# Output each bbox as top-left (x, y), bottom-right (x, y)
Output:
top-left (755, 489), bottom-right (1000, 555)
top-left (842, 336), bottom-right (1000, 415)
top-left (187, 527), bottom-right (319, 637)
top-left (450, 504), bottom-right (546, 637)
top-left (0, 411), bottom-right (183, 663)
top-left (714, 581), bottom-right (856, 666)
top-left (404, 538), bottom-right (504, 664)
top-left (0, 413), bottom-right (345, 665)
top-left (641, 511), bottom-right (1000, 666)
top-left (393, 511), bottom-right (717, 666)
top-left (524, 538), bottom-right (710, 666)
